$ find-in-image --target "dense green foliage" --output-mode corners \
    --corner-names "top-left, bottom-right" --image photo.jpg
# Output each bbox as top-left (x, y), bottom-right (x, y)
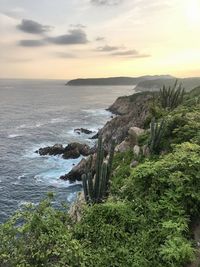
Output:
top-left (159, 80), bottom-right (185, 110)
top-left (0, 85), bottom-right (200, 266)
top-left (0, 198), bottom-right (85, 267)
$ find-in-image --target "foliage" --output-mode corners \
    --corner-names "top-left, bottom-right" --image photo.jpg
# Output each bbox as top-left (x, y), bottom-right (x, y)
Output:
top-left (148, 117), bottom-right (167, 154)
top-left (0, 197), bottom-right (85, 267)
top-left (159, 80), bottom-right (185, 110)
top-left (164, 104), bottom-right (200, 148)
top-left (111, 150), bottom-right (134, 195)
top-left (82, 136), bottom-right (115, 204)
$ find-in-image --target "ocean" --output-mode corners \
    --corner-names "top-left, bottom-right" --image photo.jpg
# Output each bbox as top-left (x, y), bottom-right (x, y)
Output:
top-left (0, 79), bottom-right (133, 223)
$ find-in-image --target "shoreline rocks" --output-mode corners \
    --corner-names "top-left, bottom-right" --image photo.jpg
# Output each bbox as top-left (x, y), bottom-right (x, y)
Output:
top-left (74, 128), bottom-right (94, 135)
top-left (36, 142), bottom-right (94, 159)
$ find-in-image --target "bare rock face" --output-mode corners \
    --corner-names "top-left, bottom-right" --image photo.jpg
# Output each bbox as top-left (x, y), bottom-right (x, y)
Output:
top-left (128, 127), bottom-right (145, 146)
top-left (115, 140), bottom-right (131, 153)
top-left (60, 154), bottom-right (96, 182)
top-left (99, 92), bottom-right (153, 151)
top-left (133, 145), bottom-right (140, 157)
top-left (69, 192), bottom-right (85, 223)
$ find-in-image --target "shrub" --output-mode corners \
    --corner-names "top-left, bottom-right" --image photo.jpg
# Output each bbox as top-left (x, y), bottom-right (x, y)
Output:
top-left (0, 198), bottom-right (85, 267)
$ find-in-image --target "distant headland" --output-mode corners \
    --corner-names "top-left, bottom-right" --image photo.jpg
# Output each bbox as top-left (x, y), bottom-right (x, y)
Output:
top-left (66, 75), bottom-right (200, 91)
top-left (66, 75), bottom-right (174, 86)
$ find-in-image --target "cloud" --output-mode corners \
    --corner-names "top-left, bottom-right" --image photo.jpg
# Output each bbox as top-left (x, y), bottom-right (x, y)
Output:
top-left (95, 36), bottom-right (105, 41)
top-left (70, 24), bottom-right (86, 29)
top-left (111, 49), bottom-right (150, 58)
top-left (54, 52), bottom-right (76, 58)
top-left (47, 29), bottom-right (88, 45)
top-left (17, 19), bottom-right (52, 34)
top-left (91, 0), bottom-right (122, 6)
top-left (18, 39), bottom-right (46, 47)
top-left (96, 45), bottom-right (120, 51)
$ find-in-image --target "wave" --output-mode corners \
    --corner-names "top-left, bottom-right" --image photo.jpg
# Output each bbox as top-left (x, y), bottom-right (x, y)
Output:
top-left (33, 155), bottom-right (83, 188)
top-left (8, 134), bottom-right (23, 138)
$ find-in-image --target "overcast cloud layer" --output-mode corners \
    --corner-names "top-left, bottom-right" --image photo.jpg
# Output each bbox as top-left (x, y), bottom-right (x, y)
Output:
top-left (0, 0), bottom-right (200, 79)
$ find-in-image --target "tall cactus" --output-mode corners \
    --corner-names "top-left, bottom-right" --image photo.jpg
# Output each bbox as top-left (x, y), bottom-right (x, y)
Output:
top-left (148, 117), bottom-right (166, 154)
top-left (159, 80), bottom-right (185, 110)
top-left (82, 136), bottom-right (115, 204)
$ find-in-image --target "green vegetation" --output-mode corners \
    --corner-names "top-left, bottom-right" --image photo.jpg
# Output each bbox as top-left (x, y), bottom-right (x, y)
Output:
top-left (148, 117), bottom-right (167, 154)
top-left (0, 84), bottom-right (200, 266)
top-left (82, 137), bottom-right (115, 204)
top-left (159, 80), bottom-right (185, 110)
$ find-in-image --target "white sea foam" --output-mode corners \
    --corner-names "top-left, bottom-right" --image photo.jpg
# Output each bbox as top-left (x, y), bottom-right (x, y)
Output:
top-left (33, 155), bottom-right (83, 188)
top-left (8, 134), bottom-right (22, 138)
top-left (82, 108), bottom-right (111, 116)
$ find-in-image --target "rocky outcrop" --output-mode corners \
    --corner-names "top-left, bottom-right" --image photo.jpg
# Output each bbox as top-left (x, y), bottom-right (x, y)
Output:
top-left (36, 142), bottom-right (94, 159)
top-left (74, 128), bottom-right (94, 135)
top-left (100, 92), bottom-right (153, 151)
top-left (36, 144), bottom-right (65, 156)
top-left (69, 192), bottom-right (85, 222)
top-left (60, 154), bottom-right (96, 182)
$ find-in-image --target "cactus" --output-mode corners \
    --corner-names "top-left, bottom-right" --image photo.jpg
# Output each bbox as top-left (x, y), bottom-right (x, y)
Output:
top-left (148, 117), bottom-right (166, 154)
top-left (82, 136), bottom-right (115, 204)
top-left (159, 80), bottom-right (185, 110)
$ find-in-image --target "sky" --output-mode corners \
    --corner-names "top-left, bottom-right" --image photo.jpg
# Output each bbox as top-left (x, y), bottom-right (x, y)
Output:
top-left (0, 0), bottom-right (200, 79)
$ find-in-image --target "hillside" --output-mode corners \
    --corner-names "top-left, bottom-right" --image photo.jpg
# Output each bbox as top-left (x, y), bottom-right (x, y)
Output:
top-left (135, 77), bottom-right (200, 92)
top-left (66, 75), bottom-right (173, 86)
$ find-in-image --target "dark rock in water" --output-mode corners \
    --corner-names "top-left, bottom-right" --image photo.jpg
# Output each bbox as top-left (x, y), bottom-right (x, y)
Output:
top-left (37, 144), bottom-right (64, 156)
top-left (60, 158), bottom-right (87, 182)
top-left (37, 142), bottom-right (93, 159)
top-left (63, 142), bottom-right (91, 159)
top-left (74, 128), bottom-right (94, 135)
top-left (90, 132), bottom-right (98, 139)
top-left (60, 153), bottom-right (96, 182)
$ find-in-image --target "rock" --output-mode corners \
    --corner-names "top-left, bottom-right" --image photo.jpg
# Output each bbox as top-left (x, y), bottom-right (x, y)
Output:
top-left (37, 144), bottom-right (64, 156)
top-left (90, 132), bottom-right (98, 139)
top-left (130, 160), bottom-right (139, 168)
top-left (115, 140), bottom-right (130, 153)
top-left (60, 154), bottom-right (96, 182)
top-left (133, 145), bottom-right (140, 157)
top-left (128, 127), bottom-right (144, 146)
top-left (69, 192), bottom-right (85, 222)
top-left (74, 128), bottom-right (94, 135)
top-left (97, 92), bottom-right (153, 151)
top-left (63, 143), bottom-right (91, 159)
top-left (37, 142), bottom-right (93, 159)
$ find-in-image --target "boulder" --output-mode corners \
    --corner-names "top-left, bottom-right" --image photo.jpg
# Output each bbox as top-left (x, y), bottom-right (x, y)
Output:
top-left (133, 145), bottom-right (140, 157)
top-left (128, 127), bottom-right (145, 146)
top-left (60, 154), bottom-right (96, 182)
top-left (74, 128), bottom-right (94, 135)
top-left (69, 192), bottom-right (85, 222)
top-left (37, 144), bottom-right (64, 156)
top-left (115, 140), bottom-right (130, 153)
top-left (37, 142), bottom-right (93, 159)
top-left (130, 160), bottom-right (139, 168)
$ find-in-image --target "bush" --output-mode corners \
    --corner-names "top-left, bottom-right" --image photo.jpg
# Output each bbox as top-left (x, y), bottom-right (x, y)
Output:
top-left (0, 198), bottom-right (85, 267)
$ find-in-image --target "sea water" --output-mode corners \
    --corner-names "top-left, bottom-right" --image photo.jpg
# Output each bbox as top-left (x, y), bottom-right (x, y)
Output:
top-left (0, 79), bottom-right (133, 223)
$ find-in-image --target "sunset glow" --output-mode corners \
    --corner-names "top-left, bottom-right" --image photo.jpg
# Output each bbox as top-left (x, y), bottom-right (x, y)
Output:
top-left (0, 0), bottom-right (200, 79)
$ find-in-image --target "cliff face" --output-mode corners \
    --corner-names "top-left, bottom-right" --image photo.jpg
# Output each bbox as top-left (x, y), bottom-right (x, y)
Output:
top-left (62, 91), bottom-right (153, 181)
top-left (100, 92), bottom-right (153, 150)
